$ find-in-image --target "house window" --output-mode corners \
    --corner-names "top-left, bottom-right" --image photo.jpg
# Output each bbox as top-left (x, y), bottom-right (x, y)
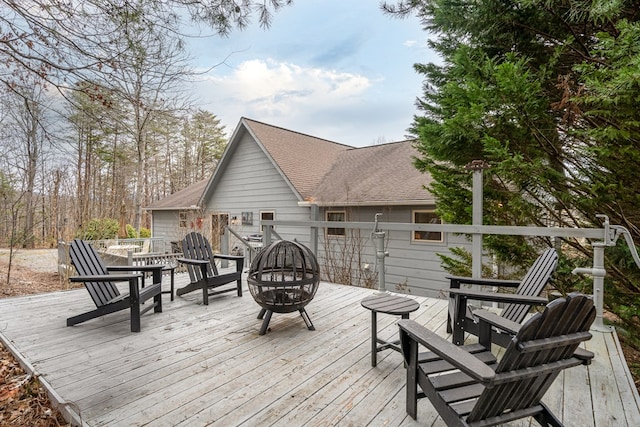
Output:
top-left (326, 211), bottom-right (346, 236)
top-left (260, 211), bottom-right (275, 232)
top-left (242, 211), bottom-right (253, 226)
top-left (179, 211), bottom-right (187, 228)
top-left (412, 210), bottom-right (443, 243)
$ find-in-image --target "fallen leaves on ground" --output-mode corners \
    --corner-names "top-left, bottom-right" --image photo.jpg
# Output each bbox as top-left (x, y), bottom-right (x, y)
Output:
top-left (0, 344), bottom-right (69, 427)
top-left (0, 260), bottom-right (73, 427)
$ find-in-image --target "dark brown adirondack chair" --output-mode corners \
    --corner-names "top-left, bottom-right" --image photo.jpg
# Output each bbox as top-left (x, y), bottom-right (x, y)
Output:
top-left (400, 293), bottom-right (596, 426)
top-left (176, 232), bottom-right (244, 305)
top-left (448, 248), bottom-right (558, 346)
top-left (67, 239), bottom-right (164, 332)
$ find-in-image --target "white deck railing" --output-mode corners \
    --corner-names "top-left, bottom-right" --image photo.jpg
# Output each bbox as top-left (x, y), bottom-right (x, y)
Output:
top-left (261, 215), bottom-right (640, 332)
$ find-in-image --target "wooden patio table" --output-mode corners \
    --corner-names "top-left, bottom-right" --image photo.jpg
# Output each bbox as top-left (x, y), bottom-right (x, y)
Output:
top-left (361, 294), bottom-right (420, 367)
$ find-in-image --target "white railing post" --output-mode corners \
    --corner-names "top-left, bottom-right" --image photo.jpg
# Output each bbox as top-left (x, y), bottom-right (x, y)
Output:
top-left (572, 216), bottom-right (613, 332)
top-left (573, 243), bottom-right (610, 332)
top-left (310, 204), bottom-right (319, 255)
top-left (466, 160), bottom-right (489, 278)
top-left (572, 215), bottom-right (640, 332)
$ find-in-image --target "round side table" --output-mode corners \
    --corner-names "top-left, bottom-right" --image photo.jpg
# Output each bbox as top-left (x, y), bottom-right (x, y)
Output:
top-left (361, 294), bottom-right (420, 367)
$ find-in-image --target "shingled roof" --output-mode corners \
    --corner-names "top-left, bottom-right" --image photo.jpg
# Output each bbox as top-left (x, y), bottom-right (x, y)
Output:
top-left (146, 118), bottom-right (432, 211)
top-left (311, 141), bottom-right (433, 206)
top-left (145, 178), bottom-right (208, 210)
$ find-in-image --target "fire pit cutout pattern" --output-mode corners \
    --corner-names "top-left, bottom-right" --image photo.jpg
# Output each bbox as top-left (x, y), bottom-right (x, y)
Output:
top-left (247, 240), bottom-right (320, 335)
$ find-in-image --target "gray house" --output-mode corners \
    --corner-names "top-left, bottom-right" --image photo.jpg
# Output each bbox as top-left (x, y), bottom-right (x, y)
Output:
top-left (146, 117), bottom-right (470, 297)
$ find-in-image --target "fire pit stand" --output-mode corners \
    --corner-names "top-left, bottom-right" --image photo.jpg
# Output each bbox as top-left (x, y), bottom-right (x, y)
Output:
top-left (247, 240), bottom-right (320, 335)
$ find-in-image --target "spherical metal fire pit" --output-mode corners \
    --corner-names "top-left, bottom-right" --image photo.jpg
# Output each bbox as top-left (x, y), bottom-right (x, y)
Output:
top-left (247, 240), bottom-right (320, 335)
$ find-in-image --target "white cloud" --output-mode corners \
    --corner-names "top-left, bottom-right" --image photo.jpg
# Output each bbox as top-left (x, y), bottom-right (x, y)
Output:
top-left (192, 58), bottom-right (416, 146)
top-left (199, 59), bottom-right (371, 117)
top-left (403, 40), bottom-right (418, 48)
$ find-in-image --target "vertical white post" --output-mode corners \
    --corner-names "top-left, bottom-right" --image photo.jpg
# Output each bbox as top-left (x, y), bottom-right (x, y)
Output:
top-left (466, 160), bottom-right (489, 278)
top-left (572, 215), bottom-right (614, 332)
top-left (590, 243), bottom-right (611, 332)
top-left (310, 204), bottom-right (319, 255)
top-left (472, 169), bottom-right (483, 278)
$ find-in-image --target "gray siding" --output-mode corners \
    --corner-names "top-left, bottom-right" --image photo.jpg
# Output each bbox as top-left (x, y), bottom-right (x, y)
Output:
top-left (151, 211), bottom-right (182, 243)
top-left (149, 134), bottom-right (471, 298)
top-left (150, 210), bottom-right (210, 250)
top-left (317, 205), bottom-right (471, 298)
top-left (205, 132), bottom-right (312, 248)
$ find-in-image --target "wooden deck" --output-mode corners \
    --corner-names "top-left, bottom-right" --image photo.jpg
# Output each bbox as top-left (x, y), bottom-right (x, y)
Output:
top-left (1, 274), bottom-right (638, 427)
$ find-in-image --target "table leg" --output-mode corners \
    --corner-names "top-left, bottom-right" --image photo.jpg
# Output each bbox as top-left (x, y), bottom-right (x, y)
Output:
top-left (371, 311), bottom-right (377, 367)
top-left (161, 266), bottom-right (176, 301)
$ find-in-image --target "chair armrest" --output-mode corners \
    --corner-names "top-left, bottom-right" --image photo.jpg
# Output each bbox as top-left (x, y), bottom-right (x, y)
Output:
top-left (213, 254), bottom-right (244, 261)
top-left (108, 265), bottom-right (164, 287)
top-left (107, 265), bottom-right (164, 273)
top-left (176, 258), bottom-right (208, 266)
top-left (448, 275), bottom-right (521, 288)
top-left (472, 309), bottom-right (521, 335)
top-left (216, 254), bottom-right (244, 273)
top-left (398, 319), bottom-right (495, 383)
top-left (70, 273), bottom-right (142, 283)
top-left (573, 347), bottom-right (595, 363)
top-left (448, 288), bottom-right (548, 305)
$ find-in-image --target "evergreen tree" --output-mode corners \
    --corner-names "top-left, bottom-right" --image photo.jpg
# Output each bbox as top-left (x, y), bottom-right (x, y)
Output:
top-left (384, 1), bottom-right (640, 331)
top-left (180, 110), bottom-right (227, 185)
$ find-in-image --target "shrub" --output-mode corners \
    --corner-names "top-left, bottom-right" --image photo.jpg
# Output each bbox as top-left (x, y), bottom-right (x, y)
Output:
top-left (125, 225), bottom-right (151, 238)
top-left (126, 224), bottom-right (137, 238)
top-left (76, 218), bottom-right (119, 240)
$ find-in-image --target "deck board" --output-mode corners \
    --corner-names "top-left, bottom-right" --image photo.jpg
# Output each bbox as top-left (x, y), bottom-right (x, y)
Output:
top-left (0, 274), bottom-right (638, 427)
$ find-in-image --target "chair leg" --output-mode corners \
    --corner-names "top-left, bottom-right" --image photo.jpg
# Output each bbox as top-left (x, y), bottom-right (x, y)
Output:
top-left (67, 301), bottom-right (130, 328)
top-left (154, 293), bottom-right (162, 313)
top-left (478, 315), bottom-right (492, 349)
top-left (202, 285), bottom-right (209, 305)
top-left (66, 308), bottom-right (106, 327)
top-left (402, 331), bottom-right (419, 419)
top-left (236, 259), bottom-right (244, 297)
top-left (130, 304), bottom-right (141, 333)
top-left (451, 295), bottom-right (467, 345)
top-left (533, 402), bottom-right (563, 427)
top-left (170, 271), bottom-right (174, 301)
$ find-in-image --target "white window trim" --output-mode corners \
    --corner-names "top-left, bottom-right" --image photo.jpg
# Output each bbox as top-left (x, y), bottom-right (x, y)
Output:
top-left (179, 211), bottom-right (188, 228)
top-left (412, 209), bottom-right (444, 243)
top-left (326, 210), bottom-right (346, 237)
top-left (260, 210), bottom-right (275, 232)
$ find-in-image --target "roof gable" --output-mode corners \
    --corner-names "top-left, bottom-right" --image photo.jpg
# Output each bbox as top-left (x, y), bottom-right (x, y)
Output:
top-left (146, 119), bottom-right (432, 211)
top-left (199, 117), bottom-right (351, 205)
top-left (243, 118), bottom-right (351, 200)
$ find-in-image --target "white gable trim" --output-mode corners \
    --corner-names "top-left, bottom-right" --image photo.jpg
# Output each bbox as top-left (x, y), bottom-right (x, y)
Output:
top-left (199, 118), bottom-right (303, 206)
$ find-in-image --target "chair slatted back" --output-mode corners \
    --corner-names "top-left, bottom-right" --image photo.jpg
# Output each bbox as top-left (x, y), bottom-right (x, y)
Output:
top-left (69, 239), bottom-right (121, 307)
top-left (181, 232), bottom-right (220, 283)
top-left (467, 293), bottom-right (595, 422)
top-left (500, 248), bottom-right (558, 323)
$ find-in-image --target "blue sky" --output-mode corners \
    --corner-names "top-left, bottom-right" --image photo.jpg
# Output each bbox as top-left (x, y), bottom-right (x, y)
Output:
top-left (187, 1), bottom-right (440, 147)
